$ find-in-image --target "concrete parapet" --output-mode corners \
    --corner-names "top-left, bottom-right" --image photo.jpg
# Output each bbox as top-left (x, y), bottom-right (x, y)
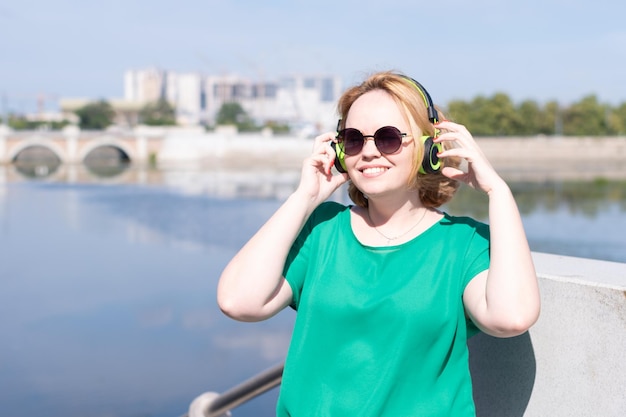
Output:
top-left (156, 134), bottom-right (626, 180)
top-left (157, 132), bottom-right (313, 169)
top-left (469, 252), bottom-right (626, 416)
top-left (477, 136), bottom-right (626, 181)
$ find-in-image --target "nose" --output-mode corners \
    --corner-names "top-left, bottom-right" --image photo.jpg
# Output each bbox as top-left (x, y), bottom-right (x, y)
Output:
top-left (361, 135), bottom-right (380, 156)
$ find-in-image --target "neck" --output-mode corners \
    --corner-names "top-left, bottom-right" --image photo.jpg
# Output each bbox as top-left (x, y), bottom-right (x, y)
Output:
top-left (367, 193), bottom-right (428, 234)
top-left (366, 193), bottom-right (424, 224)
top-left (366, 204), bottom-right (429, 244)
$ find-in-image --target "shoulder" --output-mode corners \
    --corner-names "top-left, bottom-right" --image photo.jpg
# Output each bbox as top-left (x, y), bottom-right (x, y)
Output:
top-left (317, 200), bottom-right (350, 213)
top-left (290, 201), bottom-right (350, 256)
top-left (310, 201), bottom-right (351, 224)
top-left (440, 213), bottom-right (489, 236)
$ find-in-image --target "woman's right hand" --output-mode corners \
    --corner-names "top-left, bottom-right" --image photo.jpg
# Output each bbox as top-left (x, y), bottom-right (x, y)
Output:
top-left (295, 132), bottom-right (348, 206)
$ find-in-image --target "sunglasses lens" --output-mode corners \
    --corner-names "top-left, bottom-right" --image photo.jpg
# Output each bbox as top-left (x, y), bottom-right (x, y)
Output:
top-left (375, 126), bottom-right (403, 154)
top-left (340, 128), bottom-right (364, 155)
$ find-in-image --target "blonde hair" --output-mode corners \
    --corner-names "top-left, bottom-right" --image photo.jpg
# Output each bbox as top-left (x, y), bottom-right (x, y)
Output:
top-left (336, 71), bottom-right (460, 208)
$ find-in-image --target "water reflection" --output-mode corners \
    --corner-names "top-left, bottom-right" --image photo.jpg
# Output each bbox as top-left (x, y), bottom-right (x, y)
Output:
top-left (10, 147), bottom-right (132, 181)
top-left (83, 146), bottom-right (131, 178)
top-left (444, 179), bottom-right (626, 263)
top-left (12, 146), bottom-right (62, 178)
top-left (446, 178), bottom-right (626, 219)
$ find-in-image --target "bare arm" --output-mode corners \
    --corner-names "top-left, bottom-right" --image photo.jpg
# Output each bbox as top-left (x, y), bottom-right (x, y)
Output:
top-left (436, 121), bottom-right (541, 337)
top-left (217, 133), bottom-right (348, 322)
top-left (463, 180), bottom-right (540, 337)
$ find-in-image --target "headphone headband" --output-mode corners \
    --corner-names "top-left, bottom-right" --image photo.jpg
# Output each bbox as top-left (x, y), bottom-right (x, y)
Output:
top-left (400, 75), bottom-right (439, 124)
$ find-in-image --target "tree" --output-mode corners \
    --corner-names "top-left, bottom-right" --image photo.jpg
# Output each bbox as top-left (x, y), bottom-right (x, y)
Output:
top-left (7, 115), bottom-right (70, 130)
top-left (487, 93), bottom-right (520, 136)
top-left (540, 101), bottom-right (560, 135)
top-left (610, 103), bottom-right (626, 135)
top-left (139, 98), bottom-right (176, 126)
top-left (516, 100), bottom-right (542, 135)
top-left (562, 95), bottom-right (609, 136)
top-left (76, 100), bottom-right (115, 130)
top-left (216, 102), bottom-right (257, 131)
top-left (467, 96), bottom-right (493, 135)
top-left (446, 100), bottom-right (472, 128)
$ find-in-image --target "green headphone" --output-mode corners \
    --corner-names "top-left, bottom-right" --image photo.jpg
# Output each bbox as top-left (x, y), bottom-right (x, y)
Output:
top-left (333, 75), bottom-right (443, 175)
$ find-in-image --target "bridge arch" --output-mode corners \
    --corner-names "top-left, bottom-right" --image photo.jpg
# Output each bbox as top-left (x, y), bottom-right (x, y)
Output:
top-left (78, 136), bottom-right (136, 163)
top-left (7, 137), bottom-right (69, 163)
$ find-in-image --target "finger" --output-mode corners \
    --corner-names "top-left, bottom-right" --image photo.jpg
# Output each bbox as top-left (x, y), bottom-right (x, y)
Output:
top-left (307, 148), bottom-right (334, 174)
top-left (435, 129), bottom-right (473, 144)
top-left (331, 171), bottom-right (349, 188)
top-left (434, 122), bottom-right (474, 143)
top-left (440, 166), bottom-right (467, 180)
top-left (316, 138), bottom-right (340, 175)
top-left (434, 120), bottom-right (470, 134)
top-left (437, 146), bottom-right (475, 161)
top-left (313, 131), bottom-right (337, 147)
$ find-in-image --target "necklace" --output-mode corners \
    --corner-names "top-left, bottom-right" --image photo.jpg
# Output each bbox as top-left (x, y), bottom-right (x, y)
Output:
top-left (367, 208), bottom-right (428, 244)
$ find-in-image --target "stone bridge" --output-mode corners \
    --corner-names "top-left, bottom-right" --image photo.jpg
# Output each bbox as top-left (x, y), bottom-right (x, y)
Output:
top-left (0, 125), bottom-right (165, 164)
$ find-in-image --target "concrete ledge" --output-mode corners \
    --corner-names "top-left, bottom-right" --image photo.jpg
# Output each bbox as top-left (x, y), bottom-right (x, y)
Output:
top-left (157, 134), bottom-right (626, 179)
top-left (470, 252), bottom-right (626, 416)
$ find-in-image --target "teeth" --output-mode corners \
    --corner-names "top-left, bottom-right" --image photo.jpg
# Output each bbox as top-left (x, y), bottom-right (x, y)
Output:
top-left (363, 167), bottom-right (386, 174)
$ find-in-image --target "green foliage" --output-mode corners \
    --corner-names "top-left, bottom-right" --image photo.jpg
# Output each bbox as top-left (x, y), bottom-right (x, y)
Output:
top-left (516, 100), bottom-right (542, 135)
top-left (6, 115), bottom-right (70, 130)
top-left (445, 93), bottom-right (626, 137)
top-left (216, 102), bottom-right (257, 132)
top-left (541, 101), bottom-right (560, 135)
top-left (489, 93), bottom-right (520, 136)
top-left (562, 95), bottom-right (611, 136)
top-left (263, 120), bottom-right (291, 134)
top-left (148, 152), bottom-right (158, 167)
top-left (75, 100), bottom-right (115, 130)
top-left (139, 98), bottom-right (176, 126)
top-left (448, 94), bottom-right (522, 136)
top-left (216, 102), bottom-right (243, 125)
top-left (610, 103), bottom-right (626, 135)
top-left (446, 100), bottom-right (471, 128)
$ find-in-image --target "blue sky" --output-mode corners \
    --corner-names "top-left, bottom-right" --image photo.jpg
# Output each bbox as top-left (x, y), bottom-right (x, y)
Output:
top-left (1, 0), bottom-right (625, 113)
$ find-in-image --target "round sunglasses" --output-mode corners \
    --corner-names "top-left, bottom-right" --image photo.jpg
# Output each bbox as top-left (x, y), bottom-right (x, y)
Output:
top-left (336, 126), bottom-right (410, 156)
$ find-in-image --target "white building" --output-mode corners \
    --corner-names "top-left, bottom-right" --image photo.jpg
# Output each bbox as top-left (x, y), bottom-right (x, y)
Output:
top-left (167, 72), bottom-right (204, 126)
top-left (124, 68), bottom-right (165, 103)
top-left (123, 69), bottom-right (342, 131)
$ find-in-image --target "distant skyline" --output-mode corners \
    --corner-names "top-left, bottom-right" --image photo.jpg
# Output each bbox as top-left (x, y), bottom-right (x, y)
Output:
top-left (2, 0), bottom-right (626, 114)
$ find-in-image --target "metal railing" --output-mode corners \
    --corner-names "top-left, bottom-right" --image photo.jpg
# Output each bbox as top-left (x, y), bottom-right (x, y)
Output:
top-left (185, 362), bottom-right (284, 417)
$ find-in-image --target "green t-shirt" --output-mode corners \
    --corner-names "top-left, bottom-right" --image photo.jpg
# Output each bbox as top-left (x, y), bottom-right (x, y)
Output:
top-left (278, 202), bottom-right (490, 417)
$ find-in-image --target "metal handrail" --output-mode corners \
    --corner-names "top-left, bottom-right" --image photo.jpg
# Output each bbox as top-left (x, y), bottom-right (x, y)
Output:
top-left (186, 362), bottom-right (284, 417)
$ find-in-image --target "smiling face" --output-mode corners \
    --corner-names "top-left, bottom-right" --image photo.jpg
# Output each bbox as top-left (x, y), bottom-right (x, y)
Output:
top-left (343, 89), bottom-right (417, 201)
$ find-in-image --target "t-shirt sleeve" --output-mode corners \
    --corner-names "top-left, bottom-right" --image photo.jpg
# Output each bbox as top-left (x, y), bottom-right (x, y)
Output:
top-left (461, 219), bottom-right (491, 337)
top-left (283, 217), bottom-right (312, 310)
top-left (283, 201), bottom-right (346, 310)
top-left (462, 220), bottom-right (491, 288)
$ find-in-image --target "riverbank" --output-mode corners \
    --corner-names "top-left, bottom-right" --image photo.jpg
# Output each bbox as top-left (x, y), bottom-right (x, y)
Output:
top-left (157, 133), bottom-right (626, 181)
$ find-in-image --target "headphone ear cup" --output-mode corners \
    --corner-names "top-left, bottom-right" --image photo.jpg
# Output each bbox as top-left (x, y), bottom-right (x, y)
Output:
top-left (331, 141), bottom-right (347, 173)
top-left (419, 136), bottom-right (443, 174)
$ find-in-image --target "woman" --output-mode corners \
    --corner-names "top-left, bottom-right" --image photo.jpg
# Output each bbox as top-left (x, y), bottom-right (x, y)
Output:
top-left (217, 71), bottom-right (540, 416)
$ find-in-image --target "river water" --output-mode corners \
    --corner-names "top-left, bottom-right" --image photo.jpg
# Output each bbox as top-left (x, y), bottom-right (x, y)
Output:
top-left (0, 165), bottom-right (625, 417)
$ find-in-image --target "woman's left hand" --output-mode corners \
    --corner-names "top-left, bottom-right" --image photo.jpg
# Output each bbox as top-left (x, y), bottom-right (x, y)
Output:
top-left (433, 121), bottom-right (505, 194)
